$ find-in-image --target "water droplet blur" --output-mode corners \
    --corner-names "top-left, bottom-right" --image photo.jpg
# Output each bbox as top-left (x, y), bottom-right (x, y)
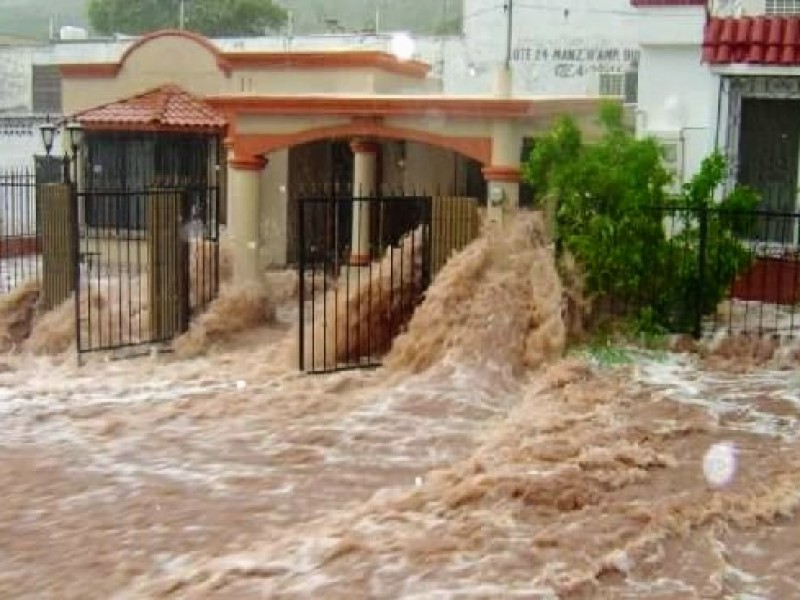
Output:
top-left (703, 441), bottom-right (737, 487)
top-left (389, 32), bottom-right (415, 61)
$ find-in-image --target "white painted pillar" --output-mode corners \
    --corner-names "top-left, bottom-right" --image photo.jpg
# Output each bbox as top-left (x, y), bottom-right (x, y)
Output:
top-left (350, 139), bottom-right (379, 266)
top-left (228, 155), bottom-right (266, 283)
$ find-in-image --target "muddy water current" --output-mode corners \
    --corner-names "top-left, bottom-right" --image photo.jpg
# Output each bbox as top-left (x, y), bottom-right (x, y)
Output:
top-left (0, 214), bottom-right (799, 599)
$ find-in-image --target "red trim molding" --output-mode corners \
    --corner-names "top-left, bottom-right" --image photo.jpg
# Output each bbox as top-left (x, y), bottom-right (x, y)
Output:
top-left (207, 95), bottom-right (552, 119)
top-left (0, 236), bottom-right (39, 258)
top-left (229, 156), bottom-right (267, 171)
top-left (482, 165), bottom-right (521, 183)
top-left (349, 253), bottom-right (371, 267)
top-left (60, 30), bottom-right (232, 78)
top-left (225, 51), bottom-right (430, 78)
top-left (233, 123), bottom-right (492, 165)
top-left (350, 139), bottom-right (380, 154)
top-left (59, 29), bottom-right (430, 80)
top-left (59, 63), bottom-right (119, 78)
top-left (80, 122), bottom-right (225, 134)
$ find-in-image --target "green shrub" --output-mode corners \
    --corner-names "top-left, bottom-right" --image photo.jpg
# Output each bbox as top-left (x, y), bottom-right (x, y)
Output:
top-left (524, 103), bottom-right (759, 334)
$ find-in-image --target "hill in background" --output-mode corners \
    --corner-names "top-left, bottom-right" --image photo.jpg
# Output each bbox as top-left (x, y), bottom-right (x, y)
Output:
top-left (0, 0), bottom-right (462, 41)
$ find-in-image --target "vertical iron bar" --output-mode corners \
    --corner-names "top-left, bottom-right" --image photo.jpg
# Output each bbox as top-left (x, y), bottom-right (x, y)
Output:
top-left (298, 193), bottom-right (306, 371)
top-left (72, 183), bottom-right (82, 363)
top-left (694, 204), bottom-right (708, 339)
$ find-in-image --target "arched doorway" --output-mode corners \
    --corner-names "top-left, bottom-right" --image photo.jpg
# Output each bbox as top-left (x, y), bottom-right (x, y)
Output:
top-left (282, 137), bottom-right (485, 265)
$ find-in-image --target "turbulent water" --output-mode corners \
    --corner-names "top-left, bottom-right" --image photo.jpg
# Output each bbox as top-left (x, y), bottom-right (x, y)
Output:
top-left (1, 213), bottom-right (799, 599)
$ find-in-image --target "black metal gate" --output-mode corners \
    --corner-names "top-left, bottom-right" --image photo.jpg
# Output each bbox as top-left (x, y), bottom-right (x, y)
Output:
top-left (75, 184), bottom-right (220, 357)
top-left (298, 192), bottom-right (431, 373)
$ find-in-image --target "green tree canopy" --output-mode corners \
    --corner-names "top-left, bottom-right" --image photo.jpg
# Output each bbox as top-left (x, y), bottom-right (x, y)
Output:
top-left (88, 0), bottom-right (287, 37)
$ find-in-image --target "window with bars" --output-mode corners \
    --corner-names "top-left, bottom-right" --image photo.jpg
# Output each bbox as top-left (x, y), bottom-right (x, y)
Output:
top-left (598, 71), bottom-right (639, 103)
top-left (600, 71), bottom-right (639, 104)
top-left (766, 0), bottom-right (800, 15)
top-left (31, 65), bottom-right (62, 114)
top-left (599, 73), bottom-right (625, 97)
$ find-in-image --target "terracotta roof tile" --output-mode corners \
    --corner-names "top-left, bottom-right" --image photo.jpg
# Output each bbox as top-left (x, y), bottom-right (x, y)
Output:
top-left (704, 16), bottom-right (800, 65)
top-left (74, 85), bottom-right (227, 131)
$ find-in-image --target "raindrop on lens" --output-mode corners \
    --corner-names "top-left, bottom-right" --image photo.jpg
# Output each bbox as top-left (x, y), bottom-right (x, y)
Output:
top-left (703, 442), bottom-right (737, 487)
top-left (390, 32), bottom-right (415, 61)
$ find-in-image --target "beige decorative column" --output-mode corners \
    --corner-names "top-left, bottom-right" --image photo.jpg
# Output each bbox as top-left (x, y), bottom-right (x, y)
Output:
top-left (482, 166), bottom-right (521, 224)
top-left (484, 117), bottom-right (522, 223)
top-left (350, 139), bottom-right (379, 266)
top-left (228, 155), bottom-right (266, 283)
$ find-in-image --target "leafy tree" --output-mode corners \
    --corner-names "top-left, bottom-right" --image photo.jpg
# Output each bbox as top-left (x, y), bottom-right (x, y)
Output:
top-left (88, 0), bottom-right (287, 37)
top-left (524, 102), bottom-right (759, 335)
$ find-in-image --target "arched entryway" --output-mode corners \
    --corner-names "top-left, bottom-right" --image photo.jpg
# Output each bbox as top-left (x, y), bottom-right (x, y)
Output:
top-left (278, 136), bottom-right (486, 265)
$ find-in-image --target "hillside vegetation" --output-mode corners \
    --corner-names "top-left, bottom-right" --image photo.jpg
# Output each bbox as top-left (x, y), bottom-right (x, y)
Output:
top-left (0, 0), bottom-right (461, 40)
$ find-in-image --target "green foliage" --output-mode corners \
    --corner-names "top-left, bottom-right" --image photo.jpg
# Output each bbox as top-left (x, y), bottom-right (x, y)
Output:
top-left (0, 0), bottom-right (462, 40)
top-left (524, 104), bottom-right (759, 335)
top-left (88, 0), bottom-right (287, 36)
top-left (583, 342), bottom-right (635, 368)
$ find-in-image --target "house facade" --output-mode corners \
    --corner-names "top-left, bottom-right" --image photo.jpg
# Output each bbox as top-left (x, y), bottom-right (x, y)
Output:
top-left (636, 0), bottom-right (800, 244)
top-left (55, 29), bottom-right (603, 283)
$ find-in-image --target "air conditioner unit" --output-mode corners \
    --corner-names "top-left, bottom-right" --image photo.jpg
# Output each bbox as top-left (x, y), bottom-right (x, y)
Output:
top-left (652, 131), bottom-right (683, 192)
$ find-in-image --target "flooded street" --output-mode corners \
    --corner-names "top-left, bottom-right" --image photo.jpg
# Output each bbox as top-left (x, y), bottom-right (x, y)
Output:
top-left (1, 215), bottom-right (799, 598)
top-left (2, 342), bottom-right (800, 599)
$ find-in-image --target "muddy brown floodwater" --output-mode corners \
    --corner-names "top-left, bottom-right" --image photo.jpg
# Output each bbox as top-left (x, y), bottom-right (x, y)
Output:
top-left (0, 214), bottom-right (799, 599)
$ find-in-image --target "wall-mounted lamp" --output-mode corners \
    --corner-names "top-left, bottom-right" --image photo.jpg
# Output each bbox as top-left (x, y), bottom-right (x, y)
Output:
top-left (397, 141), bottom-right (407, 170)
top-left (66, 120), bottom-right (84, 155)
top-left (39, 119), bottom-right (57, 156)
top-left (489, 184), bottom-right (506, 206)
top-left (38, 117), bottom-right (84, 183)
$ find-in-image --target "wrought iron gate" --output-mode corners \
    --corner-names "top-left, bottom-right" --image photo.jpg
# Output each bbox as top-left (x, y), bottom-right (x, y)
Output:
top-left (298, 192), bottom-right (432, 373)
top-left (75, 184), bottom-right (220, 357)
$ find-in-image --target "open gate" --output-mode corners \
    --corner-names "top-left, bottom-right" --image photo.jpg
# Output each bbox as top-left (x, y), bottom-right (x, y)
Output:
top-left (298, 192), bottom-right (432, 373)
top-left (297, 192), bottom-right (482, 373)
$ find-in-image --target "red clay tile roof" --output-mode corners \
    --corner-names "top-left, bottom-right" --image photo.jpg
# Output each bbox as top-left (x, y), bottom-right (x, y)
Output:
top-left (74, 85), bottom-right (227, 131)
top-left (704, 17), bottom-right (800, 65)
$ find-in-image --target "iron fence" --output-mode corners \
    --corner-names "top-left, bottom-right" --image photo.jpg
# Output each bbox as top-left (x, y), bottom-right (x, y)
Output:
top-left (0, 167), bottom-right (40, 294)
top-left (298, 192), bottom-right (432, 373)
top-left (588, 204), bottom-right (800, 338)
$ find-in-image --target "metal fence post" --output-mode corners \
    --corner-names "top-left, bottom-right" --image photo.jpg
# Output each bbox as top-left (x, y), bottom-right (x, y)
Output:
top-left (422, 196), bottom-right (433, 290)
top-left (71, 180), bottom-right (82, 363)
top-left (694, 204), bottom-right (709, 339)
top-left (298, 195), bottom-right (306, 372)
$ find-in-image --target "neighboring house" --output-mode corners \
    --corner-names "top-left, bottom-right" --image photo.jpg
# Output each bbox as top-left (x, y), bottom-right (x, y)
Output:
top-left (636, 0), bottom-right (800, 243)
top-left (635, 0), bottom-right (800, 306)
top-left (0, 0), bottom-right (643, 114)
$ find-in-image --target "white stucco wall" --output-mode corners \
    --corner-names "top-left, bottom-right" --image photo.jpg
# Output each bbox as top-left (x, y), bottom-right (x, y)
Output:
top-left (0, 130), bottom-right (46, 168)
top-left (458, 0), bottom-right (640, 96)
top-left (638, 45), bottom-right (719, 186)
top-left (0, 47), bottom-right (34, 112)
top-left (636, 5), bottom-right (716, 187)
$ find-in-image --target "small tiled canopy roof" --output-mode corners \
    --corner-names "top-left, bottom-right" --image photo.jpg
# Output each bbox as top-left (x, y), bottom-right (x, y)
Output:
top-left (73, 84), bottom-right (227, 132)
top-left (703, 17), bottom-right (800, 65)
